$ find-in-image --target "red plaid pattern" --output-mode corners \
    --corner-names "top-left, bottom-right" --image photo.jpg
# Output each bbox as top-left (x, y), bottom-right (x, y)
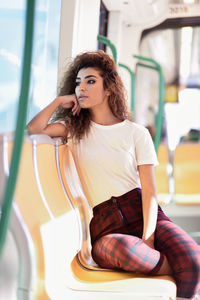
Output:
top-left (90, 188), bottom-right (200, 298)
top-left (155, 220), bottom-right (200, 298)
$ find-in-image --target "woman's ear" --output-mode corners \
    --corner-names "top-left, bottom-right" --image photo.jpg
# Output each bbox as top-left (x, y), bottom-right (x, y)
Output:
top-left (106, 90), bottom-right (110, 97)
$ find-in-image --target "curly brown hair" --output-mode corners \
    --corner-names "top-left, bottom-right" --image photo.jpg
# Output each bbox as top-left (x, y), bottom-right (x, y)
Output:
top-left (52, 50), bottom-right (132, 141)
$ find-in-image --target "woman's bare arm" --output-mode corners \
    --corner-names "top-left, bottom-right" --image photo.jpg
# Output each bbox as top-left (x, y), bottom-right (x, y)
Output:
top-left (138, 164), bottom-right (158, 248)
top-left (27, 94), bottom-right (80, 138)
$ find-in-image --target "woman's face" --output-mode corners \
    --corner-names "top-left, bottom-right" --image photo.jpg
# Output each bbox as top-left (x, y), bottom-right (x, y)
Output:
top-left (75, 67), bottom-right (109, 109)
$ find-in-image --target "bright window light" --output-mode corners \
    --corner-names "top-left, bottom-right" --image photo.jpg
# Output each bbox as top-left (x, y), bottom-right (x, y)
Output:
top-left (165, 88), bottom-right (200, 151)
top-left (179, 27), bottom-right (193, 85)
top-left (183, 0), bottom-right (195, 3)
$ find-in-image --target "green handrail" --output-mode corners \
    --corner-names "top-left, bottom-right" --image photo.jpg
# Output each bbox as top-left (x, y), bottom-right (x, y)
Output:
top-left (0, 0), bottom-right (35, 257)
top-left (97, 35), bottom-right (118, 63)
top-left (134, 55), bottom-right (165, 152)
top-left (119, 63), bottom-right (135, 112)
top-left (97, 35), bottom-right (135, 112)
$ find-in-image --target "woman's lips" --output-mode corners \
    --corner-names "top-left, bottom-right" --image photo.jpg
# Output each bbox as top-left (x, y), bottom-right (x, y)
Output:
top-left (78, 96), bottom-right (88, 101)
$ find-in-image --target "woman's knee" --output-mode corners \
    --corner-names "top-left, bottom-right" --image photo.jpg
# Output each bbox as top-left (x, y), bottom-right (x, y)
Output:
top-left (180, 252), bottom-right (200, 279)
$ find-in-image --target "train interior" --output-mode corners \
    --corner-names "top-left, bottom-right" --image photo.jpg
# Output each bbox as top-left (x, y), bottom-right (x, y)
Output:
top-left (0, 0), bottom-right (200, 299)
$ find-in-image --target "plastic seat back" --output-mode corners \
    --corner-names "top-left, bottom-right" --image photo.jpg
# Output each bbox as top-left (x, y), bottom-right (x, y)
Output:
top-left (174, 143), bottom-right (200, 204)
top-left (57, 144), bottom-right (98, 268)
top-left (28, 135), bottom-right (81, 296)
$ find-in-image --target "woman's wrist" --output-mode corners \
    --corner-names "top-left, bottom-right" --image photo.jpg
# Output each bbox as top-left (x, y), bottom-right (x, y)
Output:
top-left (54, 96), bottom-right (62, 107)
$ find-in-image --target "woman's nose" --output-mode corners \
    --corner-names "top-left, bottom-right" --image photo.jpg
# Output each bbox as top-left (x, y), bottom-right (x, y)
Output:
top-left (79, 82), bottom-right (86, 91)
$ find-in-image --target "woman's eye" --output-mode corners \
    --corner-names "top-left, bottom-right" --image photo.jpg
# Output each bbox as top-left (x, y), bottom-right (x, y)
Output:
top-left (87, 79), bottom-right (95, 84)
top-left (75, 81), bottom-right (80, 86)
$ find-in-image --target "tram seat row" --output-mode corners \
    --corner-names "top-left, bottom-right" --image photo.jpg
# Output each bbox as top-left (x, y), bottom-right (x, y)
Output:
top-left (0, 133), bottom-right (176, 300)
top-left (155, 143), bottom-right (200, 204)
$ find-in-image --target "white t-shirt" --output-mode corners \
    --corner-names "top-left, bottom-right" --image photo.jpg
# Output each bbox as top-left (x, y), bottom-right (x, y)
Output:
top-left (66, 119), bottom-right (158, 208)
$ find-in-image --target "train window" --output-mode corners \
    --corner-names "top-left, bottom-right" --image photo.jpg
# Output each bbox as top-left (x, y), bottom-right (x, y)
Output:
top-left (138, 25), bottom-right (200, 150)
top-left (0, 0), bottom-right (62, 133)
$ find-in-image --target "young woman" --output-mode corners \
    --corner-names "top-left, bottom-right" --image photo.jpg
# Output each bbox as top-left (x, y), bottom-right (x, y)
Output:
top-left (28, 50), bottom-right (200, 300)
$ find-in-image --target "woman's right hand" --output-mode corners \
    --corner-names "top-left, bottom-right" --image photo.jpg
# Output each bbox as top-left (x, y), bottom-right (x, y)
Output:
top-left (27, 94), bottom-right (81, 136)
top-left (57, 94), bottom-right (81, 116)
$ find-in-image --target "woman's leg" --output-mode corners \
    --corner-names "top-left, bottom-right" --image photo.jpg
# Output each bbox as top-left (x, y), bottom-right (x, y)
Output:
top-left (155, 219), bottom-right (200, 299)
top-left (92, 223), bottom-right (200, 299)
top-left (92, 233), bottom-right (165, 274)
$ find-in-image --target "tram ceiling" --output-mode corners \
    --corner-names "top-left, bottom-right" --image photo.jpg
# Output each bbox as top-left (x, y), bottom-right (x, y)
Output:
top-left (102, 0), bottom-right (168, 26)
top-left (102, 0), bottom-right (200, 28)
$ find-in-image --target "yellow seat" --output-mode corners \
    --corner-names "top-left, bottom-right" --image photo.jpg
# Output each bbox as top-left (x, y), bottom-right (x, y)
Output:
top-left (28, 135), bottom-right (81, 299)
top-left (155, 144), bottom-right (171, 204)
top-left (33, 136), bottom-right (73, 217)
top-left (174, 143), bottom-right (200, 204)
top-left (58, 141), bottom-right (177, 300)
top-left (8, 135), bottom-right (79, 299)
top-left (6, 134), bottom-right (176, 299)
top-left (9, 139), bottom-right (52, 300)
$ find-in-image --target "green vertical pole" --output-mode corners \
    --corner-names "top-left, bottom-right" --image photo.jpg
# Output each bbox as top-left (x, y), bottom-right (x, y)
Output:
top-left (119, 63), bottom-right (135, 112)
top-left (0, 0), bottom-right (35, 257)
top-left (97, 35), bottom-right (135, 113)
top-left (134, 55), bottom-right (165, 152)
top-left (97, 35), bottom-right (118, 63)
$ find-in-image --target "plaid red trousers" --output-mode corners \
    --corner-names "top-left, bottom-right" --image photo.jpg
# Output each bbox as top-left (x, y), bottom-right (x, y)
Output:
top-left (90, 188), bottom-right (200, 298)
